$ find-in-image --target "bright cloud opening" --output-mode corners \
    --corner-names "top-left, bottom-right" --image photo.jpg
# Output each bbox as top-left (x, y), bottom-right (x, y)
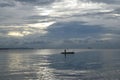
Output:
top-left (28, 22), bottom-right (55, 29)
top-left (7, 31), bottom-right (32, 37)
top-left (8, 32), bottom-right (24, 37)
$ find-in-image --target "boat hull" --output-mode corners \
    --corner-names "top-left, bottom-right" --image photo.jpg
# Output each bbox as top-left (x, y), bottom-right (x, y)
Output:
top-left (61, 52), bottom-right (75, 54)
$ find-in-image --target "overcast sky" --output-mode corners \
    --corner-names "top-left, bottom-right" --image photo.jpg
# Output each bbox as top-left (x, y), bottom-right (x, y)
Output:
top-left (0, 0), bottom-right (120, 48)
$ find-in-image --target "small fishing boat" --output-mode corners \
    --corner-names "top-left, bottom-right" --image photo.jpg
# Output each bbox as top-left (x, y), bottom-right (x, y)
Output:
top-left (61, 49), bottom-right (75, 54)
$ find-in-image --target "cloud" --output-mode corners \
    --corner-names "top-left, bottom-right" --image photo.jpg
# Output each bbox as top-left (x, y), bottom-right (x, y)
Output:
top-left (88, 0), bottom-right (120, 4)
top-left (0, 0), bottom-right (120, 48)
top-left (15, 0), bottom-right (56, 6)
top-left (0, 0), bottom-right (15, 7)
top-left (0, 3), bottom-right (15, 7)
top-left (0, 0), bottom-right (120, 27)
top-left (46, 21), bottom-right (105, 39)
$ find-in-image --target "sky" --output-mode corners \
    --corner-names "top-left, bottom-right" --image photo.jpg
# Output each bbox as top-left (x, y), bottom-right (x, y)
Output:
top-left (0, 0), bottom-right (120, 49)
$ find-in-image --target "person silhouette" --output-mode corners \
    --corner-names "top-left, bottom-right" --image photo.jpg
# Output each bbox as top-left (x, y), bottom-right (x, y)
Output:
top-left (64, 49), bottom-right (66, 53)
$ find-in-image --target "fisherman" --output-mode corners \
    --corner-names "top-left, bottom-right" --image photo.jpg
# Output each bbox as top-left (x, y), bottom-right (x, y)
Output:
top-left (64, 49), bottom-right (66, 53)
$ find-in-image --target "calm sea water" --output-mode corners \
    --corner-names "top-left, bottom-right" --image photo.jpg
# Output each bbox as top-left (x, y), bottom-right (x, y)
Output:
top-left (0, 49), bottom-right (120, 80)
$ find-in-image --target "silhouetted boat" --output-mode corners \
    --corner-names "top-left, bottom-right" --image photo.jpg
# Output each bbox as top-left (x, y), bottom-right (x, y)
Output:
top-left (61, 52), bottom-right (75, 54)
top-left (61, 49), bottom-right (75, 54)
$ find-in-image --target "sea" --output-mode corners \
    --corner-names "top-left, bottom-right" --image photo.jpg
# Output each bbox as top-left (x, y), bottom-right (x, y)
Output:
top-left (0, 49), bottom-right (120, 80)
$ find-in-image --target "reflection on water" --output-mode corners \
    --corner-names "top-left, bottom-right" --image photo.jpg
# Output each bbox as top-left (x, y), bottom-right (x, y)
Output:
top-left (8, 53), bottom-right (25, 70)
top-left (0, 49), bottom-right (120, 80)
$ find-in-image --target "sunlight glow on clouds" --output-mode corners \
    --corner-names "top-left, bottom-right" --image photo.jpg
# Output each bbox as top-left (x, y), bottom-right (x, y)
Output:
top-left (35, 0), bottom-right (107, 18)
top-left (26, 22), bottom-right (55, 35)
top-left (7, 31), bottom-right (32, 37)
top-left (112, 13), bottom-right (120, 17)
top-left (8, 31), bottom-right (24, 37)
top-left (27, 22), bottom-right (55, 29)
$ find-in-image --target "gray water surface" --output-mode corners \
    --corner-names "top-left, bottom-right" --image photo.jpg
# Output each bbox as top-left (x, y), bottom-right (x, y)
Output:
top-left (0, 49), bottom-right (120, 80)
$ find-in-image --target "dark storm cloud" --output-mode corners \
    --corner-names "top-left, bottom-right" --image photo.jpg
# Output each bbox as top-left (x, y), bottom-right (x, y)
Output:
top-left (47, 21), bottom-right (105, 39)
top-left (114, 8), bottom-right (120, 14)
top-left (87, 0), bottom-right (120, 4)
top-left (0, 3), bottom-right (15, 7)
top-left (42, 21), bottom-right (120, 48)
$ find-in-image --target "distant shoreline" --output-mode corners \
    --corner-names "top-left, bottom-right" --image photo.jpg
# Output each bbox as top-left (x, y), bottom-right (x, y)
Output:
top-left (0, 48), bottom-right (120, 50)
top-left (0, 48), bottom-right (35, 50)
